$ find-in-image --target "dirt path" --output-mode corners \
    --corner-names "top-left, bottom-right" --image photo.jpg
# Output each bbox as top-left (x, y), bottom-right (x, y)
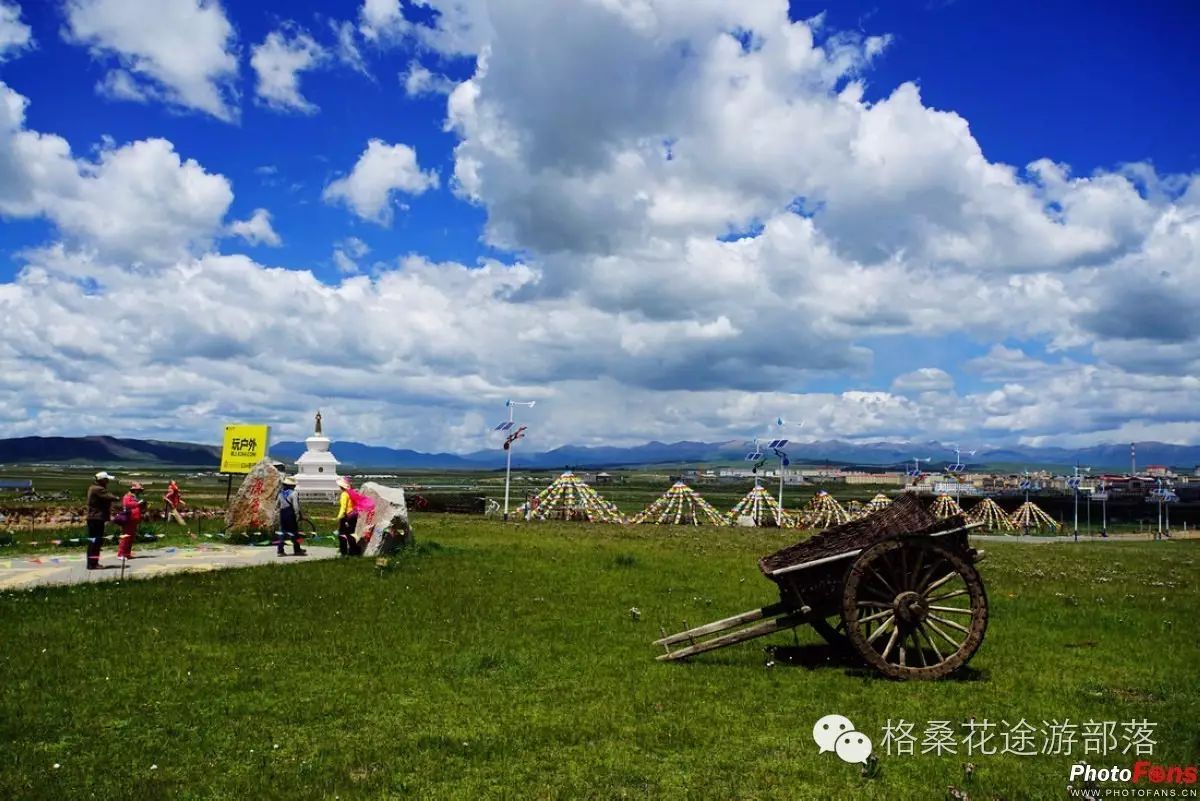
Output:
top-left (0, 544), bottom-right (338, 590)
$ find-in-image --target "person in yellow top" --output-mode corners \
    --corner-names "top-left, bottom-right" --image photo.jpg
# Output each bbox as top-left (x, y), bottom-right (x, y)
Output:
top-left (336, 477), bottom-right (362, 556)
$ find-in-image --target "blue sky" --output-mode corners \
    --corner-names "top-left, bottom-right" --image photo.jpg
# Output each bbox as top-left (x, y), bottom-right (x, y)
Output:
top-left (799, 0), bottom-right (1200, 174)
top-left (0, 1), bottom-right (1197, 450)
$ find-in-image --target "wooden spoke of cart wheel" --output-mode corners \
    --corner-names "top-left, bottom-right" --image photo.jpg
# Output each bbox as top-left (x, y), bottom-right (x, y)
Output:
top-left (842, 537), bottom-right (988, 680)
top-left (911, 562), bottom-right (940, 598)
top-left (910, 631), bottom-right (928, 667)
top-left (866, 565), bottom-right (897, 596)
top-left (927, 588), bottom-right (969, 603)
top-left (921, 569), bottom-right (959, 596)
top-left (918, 623), bottom-right (944, 662)
top-left (928, 613), bottom-right (972, 635)
top-left (881, 627), bottom-right (901, 661)
top-left (858, 608), bottom-right (893, 625)
top-left (866, 614), bottom-right (896, 644)
top-left (924, 617), bottom-right (964, 651)
top-left (929, 605), bottom-right (974, 615)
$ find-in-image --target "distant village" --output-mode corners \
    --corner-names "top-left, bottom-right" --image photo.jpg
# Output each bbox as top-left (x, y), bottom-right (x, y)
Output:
top-left (667, 463), bottom-right (1199, 500)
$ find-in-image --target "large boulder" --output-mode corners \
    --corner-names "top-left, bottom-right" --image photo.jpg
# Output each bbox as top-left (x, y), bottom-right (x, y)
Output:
top-left (355, 482), bottom-right (414, 556)
top-left (223, 459), bottom-right (282, 533)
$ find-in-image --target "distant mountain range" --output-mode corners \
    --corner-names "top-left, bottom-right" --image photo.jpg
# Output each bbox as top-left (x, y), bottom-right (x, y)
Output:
top-left (0, 436), bottom-right (220, 467)
top-left (2, 435), bottom-right (1198, 472)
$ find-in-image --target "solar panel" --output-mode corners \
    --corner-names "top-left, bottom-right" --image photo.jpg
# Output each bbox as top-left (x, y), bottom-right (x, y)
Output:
top-left (494, 422), bottom-right (514, 431)
top-left (767, 439), bottom-right (788, 449)
top-left (745, 452), bottom-right (763, 461)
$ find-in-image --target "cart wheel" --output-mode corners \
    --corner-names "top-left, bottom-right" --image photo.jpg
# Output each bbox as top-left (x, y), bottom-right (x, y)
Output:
top-left (841, 537), bottom-right (987, 680)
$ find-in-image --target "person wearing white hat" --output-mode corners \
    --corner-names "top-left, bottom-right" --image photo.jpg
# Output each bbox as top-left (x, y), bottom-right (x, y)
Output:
top-left (335, 477), bottom-right (360, 556)
top-left (275, 476), bottom-right (307, 556)
top-left (85, 472), bottom-right (119, 569)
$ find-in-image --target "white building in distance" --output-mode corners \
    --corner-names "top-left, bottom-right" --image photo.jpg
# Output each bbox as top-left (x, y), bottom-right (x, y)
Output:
top-left (294, 410), bottom-right (341, 501)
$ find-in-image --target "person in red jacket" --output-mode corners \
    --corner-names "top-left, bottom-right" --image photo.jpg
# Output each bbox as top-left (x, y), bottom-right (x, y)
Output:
top-left (163, 480), bottom-right (186, 524)
top-left (116, 483), bottom-right (146, 560)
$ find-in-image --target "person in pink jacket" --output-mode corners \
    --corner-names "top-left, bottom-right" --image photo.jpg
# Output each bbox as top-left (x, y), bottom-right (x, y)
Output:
top-left (116, 483), bottom-right (146, 560)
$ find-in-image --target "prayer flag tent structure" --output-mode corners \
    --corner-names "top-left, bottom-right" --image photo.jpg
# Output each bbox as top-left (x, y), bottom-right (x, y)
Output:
top-left (801, 490), bottom-right (851, 529)
top-left (525, 471), bottom-right (625, 523)
top-left (845, 499), bottom-right (866, 520)
top-left (931, 493), bottom-right (964, 520)
top-left (727, 485), bottom-right (795, 528)
top-left (966, 497), bottom-right (1014, 532)
top-left (865, 493), bottom-right (893, 512)
top-left (1009, 501), bottom-right (1060, 532)
top-left (631, 481), bottom-right (728, 526)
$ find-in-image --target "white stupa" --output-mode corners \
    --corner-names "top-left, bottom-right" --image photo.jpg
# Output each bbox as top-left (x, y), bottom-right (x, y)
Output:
top-left (294, 410), bottom-right (341, 501)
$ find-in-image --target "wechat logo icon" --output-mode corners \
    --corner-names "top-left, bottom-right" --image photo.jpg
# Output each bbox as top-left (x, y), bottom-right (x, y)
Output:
top-left (813, 714), bottom-right (874, 764)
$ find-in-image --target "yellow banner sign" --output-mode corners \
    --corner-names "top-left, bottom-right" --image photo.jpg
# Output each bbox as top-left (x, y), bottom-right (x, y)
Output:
top-left (220, 424), bottom-right (270, 474)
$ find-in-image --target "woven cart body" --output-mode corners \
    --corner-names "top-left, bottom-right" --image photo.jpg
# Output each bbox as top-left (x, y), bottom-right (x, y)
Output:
top-left (760, 493), bottom-right (971, 615)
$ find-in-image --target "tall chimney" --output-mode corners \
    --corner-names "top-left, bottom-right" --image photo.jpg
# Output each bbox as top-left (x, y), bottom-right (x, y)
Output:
top-left (1131, 442), bottom-right (1136, 476)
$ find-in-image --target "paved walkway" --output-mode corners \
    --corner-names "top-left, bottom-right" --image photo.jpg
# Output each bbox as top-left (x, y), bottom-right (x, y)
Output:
top-left (972, 532), bottom-right (1198, 543)
top-left (0, 544), bottom-right (338, 591)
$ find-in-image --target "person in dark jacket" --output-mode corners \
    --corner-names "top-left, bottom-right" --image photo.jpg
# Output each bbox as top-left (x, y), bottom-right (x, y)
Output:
top-left (85, 471), bottom-right (119, 569)
top-left (276, 476), bottom-right (307, 556)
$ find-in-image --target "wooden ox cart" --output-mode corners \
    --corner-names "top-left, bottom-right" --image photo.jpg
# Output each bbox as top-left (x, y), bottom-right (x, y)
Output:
top-left (653, 494), bottom-right (989, 680)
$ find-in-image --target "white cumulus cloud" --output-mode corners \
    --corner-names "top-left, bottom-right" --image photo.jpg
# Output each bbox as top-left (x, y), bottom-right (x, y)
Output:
top-left (322, 139), bottom-right (438, 225)
top-left (251, 24), bottom-right (328, 114)
top-left (228, 208), bottom-right (282, 247)
top-left (63, 0), bottom-right (239, 121)
top-left (0, 0), bottom-right (33, 60)
top-left (402, 61), bottom-right (455, 97)
top-left (892, 368), bottom-right (955, 394)
top-left (358, 0), bottom-right (405, 42)
top-left (1, 81), bottom-right (233, 264)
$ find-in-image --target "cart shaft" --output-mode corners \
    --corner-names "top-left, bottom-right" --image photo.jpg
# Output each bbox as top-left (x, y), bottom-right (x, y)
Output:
top-left (653, 602), bottom-right (790, 647)
top-left (656, 610), bottom-right (807, 661)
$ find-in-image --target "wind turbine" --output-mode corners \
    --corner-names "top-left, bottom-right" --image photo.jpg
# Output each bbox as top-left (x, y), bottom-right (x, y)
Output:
top-left (905, 456), bottom-right (932, 485)
top-left (743, 437), bottom-right (766, 487)
top-left (766, 418), bottom-right (803, 509)
top-left (1151, 479), bottom-right (1178, 539)
top-left (1066, 462), bottom-right (1091, 541)
top-left (495, 399), bottom-right (536, 521)
top-left (945, 443), bottom-right (977, 505)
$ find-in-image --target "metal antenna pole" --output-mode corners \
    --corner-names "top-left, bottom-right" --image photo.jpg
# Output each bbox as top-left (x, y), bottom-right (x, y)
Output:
top-left (498, 400), bottom-right (535, 522)
top-left (778, 461), bottom-right (785, 510)
top-left (1156, 481), bottom-right (1162, 540)
top-left (1072, 464), bottom-right (1081, 541)
top-left (503, 402), bottom-right (514, 521)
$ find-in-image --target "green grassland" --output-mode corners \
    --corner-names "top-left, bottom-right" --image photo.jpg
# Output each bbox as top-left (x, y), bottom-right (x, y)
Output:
top-left (1, 514), bottom-right (1197, 800)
